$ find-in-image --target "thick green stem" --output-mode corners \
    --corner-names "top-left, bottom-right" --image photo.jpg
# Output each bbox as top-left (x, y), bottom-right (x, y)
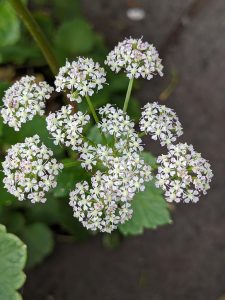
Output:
top-left (123, 78), bottom-right (134, 113)
top-left (9, 0), bottom-right (59, 75)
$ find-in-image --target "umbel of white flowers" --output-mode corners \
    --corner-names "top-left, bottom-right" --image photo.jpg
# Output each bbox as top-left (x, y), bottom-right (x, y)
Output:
top-left (2, 135), bottom-right (63, 203)
top-left (0, 37), bottom-right (213, 233)
top-left (1, 76), bottom-right (53, 131)
top-left (55, 57), bottom-right (107, 103)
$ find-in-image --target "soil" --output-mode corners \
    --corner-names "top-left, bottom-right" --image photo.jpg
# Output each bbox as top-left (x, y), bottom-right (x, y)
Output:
top-left (23, 0), bottom-right (225, 299)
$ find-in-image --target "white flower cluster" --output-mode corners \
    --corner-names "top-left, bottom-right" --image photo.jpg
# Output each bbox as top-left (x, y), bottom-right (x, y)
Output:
top-left (156, 143), bottom-right (213, 203)
top-left (105, 37), bottom-right (163, 79)
top-left (140, 102), bottom-right (183, 146)
top-left (70, 153), bottom-right (152, 233)
top-left (98, 104), bottom-right (143, 154)
top-left (76, 105), bottom-right (143, 171)
top-left (55, 58), bottom-right (107, 102)
top-left (46, 105), bottom-right (90, 150)
top-left (69, 104), bottom-right (152, 232)
top-left (1, 37), bottom-right (213, 234)
top-left (1, 76), bottom-right (53, 131)
top-left (2, 135), bottom-right (63, 203)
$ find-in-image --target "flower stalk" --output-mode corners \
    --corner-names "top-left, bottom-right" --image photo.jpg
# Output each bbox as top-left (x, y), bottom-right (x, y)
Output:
top-left (123, 78), bottom-right (134, 112)
top-left (85, 95), bottom-right (100, 123)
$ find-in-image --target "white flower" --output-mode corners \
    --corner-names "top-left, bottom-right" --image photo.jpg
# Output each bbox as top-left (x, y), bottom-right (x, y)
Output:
top-left (140, 102), bottom-right (183, 146)
top-left (78, 142), bottom-right (98, 170)
top-left (98, 104), bottom-right (135, 137)
top-left (71, 105), bottom-right (152, 232)
top-left (69, 174), bottom-right (132, 233)
top-left (105, 37), bottom-right (163, 79)
top-left (55, 58), bottom-right (107, 102)
top-left (156, 143), bottom-right (213, 203)
top-left (2, 135), bottom-right (63, 203)
top-left (70, 152), bottom-right (152, 233)
top-left (1, 76), bottom-right (54, 131)
top-left (46, 105), bottom-right (90, 150)
top-left (98, 104), bottom-right (143, 154)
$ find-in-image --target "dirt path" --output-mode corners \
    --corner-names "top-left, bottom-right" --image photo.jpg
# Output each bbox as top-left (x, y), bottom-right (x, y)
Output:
top-left (23, 1), bottom-right (225, 299)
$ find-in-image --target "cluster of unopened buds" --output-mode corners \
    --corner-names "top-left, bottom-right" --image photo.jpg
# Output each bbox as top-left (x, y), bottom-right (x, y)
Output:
top-left (1, 37), bottom-right (213, 233)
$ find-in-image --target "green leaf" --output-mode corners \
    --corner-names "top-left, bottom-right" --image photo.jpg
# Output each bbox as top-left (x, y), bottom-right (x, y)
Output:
top-left (21, 222), bottom-right (54, 268)
top-left (141, 151), bottom-right (157, 169)
top-left (0, 1), bottom-right (20, 47)
top-left (55, 18), bottom-right (96, 56)
top-left (127, 97), bottom-right (141, 121)
top-left (109, 74), bottom-right (129, 93)
top-left (25, 196), bottom-right (60, 225)
top-left (87, 125), bottom-right (103, 144)
top-left (53, 160), bottom-right (88, 198)
top-left (0, 224), bottom-right (26, 300)
top-left (119, 181), bottom-right (172, 235)
top-left (0, 224), bottom-right (5, 232)
top-left (2, 115), bottom-right (64, 157)
top-left (87, 124), bottom-right (114, 145)
top-left (57, 197), bottom-right (90, 240)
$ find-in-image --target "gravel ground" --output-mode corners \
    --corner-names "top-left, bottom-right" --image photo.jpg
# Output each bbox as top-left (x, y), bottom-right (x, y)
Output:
top-left (23, 0), bottom-right (225, 299)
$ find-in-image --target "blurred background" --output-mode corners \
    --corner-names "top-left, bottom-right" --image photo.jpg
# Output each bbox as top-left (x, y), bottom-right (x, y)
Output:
top-left (0, 0), bottom-right (225, 299)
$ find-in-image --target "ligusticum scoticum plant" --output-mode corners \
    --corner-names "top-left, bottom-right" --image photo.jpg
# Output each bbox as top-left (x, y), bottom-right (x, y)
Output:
top-left (1, 37), bottom-right (213, 233)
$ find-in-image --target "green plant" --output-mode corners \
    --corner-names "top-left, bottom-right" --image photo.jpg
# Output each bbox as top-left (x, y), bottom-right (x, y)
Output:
top-left (0, 0), bottom-right (213, 278)
top-left (0, 0), bottom-right (135, 267)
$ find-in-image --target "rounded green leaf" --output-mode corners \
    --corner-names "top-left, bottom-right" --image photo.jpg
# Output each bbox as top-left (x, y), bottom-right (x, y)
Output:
top-left (21, 222), bottom-right (54, 268)
top-left (119, 181), bottom-right (172, 235)
top-left (55, 18), bottom-right (96, 55)
top-left (0, 224), bottom-right (27, 300)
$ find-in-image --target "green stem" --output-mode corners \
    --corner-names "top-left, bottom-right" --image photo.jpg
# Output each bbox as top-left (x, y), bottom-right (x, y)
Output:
top-left (85, 95), bottom-right (99, 123)
top-left (85, 95), bottom-right (107, 145)
top-left (62, 161), bottom-right (79, 168)
top-left (9, 0), bottom-right (59, 75)
top-left (123, 78), bottom-right (134, 113)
